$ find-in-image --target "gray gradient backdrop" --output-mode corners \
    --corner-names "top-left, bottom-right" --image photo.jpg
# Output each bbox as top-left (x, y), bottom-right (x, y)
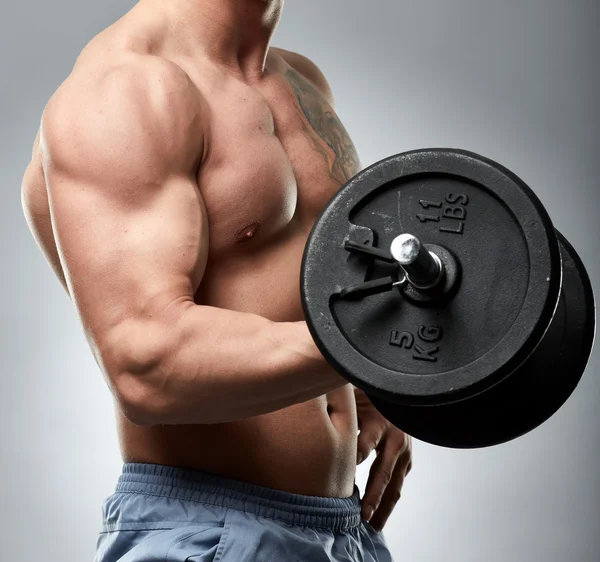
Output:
top-left (1, 1), bottom-right (598, 561)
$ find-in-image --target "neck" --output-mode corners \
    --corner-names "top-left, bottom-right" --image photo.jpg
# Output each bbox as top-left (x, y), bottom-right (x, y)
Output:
top-left (140, 0), bottom-right (284, 78)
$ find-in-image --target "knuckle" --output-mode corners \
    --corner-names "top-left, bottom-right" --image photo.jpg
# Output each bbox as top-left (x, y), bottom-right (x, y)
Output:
top-left (390, 434), bottom-right (406, 453)
top-left (398, 430), bottom-right (409, 447)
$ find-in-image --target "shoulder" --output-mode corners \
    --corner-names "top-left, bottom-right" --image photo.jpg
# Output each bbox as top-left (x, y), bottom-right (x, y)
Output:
top-left (43, 54), bottom-right (201, 142)
top-left (41, 55), bottom-right (203, 181)
top-left (272, 48), bottom-right (335, 106)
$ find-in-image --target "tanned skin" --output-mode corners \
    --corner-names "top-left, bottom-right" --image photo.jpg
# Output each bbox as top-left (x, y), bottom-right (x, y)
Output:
top-left (21, 0), bottom-right (412, 531)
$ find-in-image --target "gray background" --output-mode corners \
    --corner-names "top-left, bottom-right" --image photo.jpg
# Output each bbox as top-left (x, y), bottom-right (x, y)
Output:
top-left (1, 1), bottom-right (598, 560)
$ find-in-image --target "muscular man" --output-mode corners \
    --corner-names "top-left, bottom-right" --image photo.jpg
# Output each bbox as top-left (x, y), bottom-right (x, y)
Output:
top-left (21, 1), bottom-right (412, 560)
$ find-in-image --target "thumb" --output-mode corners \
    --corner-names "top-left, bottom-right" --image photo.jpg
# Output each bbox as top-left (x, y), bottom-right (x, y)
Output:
top-left (356, 423), bottom-right (385, 465)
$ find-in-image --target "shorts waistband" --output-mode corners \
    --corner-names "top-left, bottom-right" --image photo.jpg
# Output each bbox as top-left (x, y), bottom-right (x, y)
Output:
top-left (116, 463), bottom-right (362, 531)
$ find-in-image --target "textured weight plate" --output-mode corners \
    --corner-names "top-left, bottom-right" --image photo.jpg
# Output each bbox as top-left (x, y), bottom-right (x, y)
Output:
top-left (367, 230), bottom-right (596, 448)
top-left (301, 149), bottom-right (562, 405)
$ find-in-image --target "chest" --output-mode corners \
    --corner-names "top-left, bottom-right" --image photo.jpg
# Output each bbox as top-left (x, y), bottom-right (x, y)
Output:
top-left (197, 69), bottom-right (361, 255)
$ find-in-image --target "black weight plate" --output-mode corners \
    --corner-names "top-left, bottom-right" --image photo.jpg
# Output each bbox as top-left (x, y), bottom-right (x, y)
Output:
top-left (368, 230), bottom-right (596, 448)
top-left (301, 149), bottom-right (562, 405)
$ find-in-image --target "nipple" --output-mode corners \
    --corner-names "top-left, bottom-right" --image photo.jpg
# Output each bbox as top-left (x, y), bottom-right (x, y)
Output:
top-left (235, 221), bottom-right (262, 244)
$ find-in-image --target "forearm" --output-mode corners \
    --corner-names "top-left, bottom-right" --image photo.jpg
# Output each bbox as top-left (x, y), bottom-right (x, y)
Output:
top-left (119, 304), bottom-right (347, 425)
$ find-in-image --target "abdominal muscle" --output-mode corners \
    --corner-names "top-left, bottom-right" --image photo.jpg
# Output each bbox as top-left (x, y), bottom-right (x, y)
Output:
top-left (118, 385), bottom-right (358, 498)
top-left (117, 226), bottom-right (359, 499)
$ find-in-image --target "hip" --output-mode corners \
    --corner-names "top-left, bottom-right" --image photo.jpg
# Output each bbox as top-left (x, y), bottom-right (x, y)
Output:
top-left (95, 463), bottom-right (392, 562)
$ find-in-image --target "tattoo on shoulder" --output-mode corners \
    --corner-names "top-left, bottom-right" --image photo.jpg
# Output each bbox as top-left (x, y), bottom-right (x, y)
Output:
top-left (285, 68), bottom-right (361, 184)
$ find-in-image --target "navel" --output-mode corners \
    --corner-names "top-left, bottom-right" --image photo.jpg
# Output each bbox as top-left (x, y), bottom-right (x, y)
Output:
top-left (234, 221), bottom-right (262, 244)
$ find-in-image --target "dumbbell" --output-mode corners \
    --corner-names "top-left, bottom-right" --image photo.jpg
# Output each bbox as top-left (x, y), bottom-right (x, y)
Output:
top-left (301, 149), bottom-right (596, 448)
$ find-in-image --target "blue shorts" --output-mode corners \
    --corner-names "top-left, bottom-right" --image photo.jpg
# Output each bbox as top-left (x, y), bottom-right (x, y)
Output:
top-left (95, 463), bottom-right (394, 562)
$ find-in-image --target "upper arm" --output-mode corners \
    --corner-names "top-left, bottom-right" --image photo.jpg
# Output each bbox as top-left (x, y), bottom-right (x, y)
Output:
top-left (40, 59), bottom-right (207, 381)
top-left (275, 49), bottom-right (335, 107)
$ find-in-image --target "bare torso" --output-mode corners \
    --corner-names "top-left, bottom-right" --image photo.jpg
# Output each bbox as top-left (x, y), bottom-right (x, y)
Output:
top-left (24, 6), bottom-right (362, 498)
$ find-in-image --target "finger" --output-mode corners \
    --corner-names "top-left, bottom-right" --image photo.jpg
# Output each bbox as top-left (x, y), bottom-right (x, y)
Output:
top-left (361, 433), bottom-right (406, 521)
top-left (356, 420), bottom-right (387, 465)
top-left (369, 448), bottom-right (411, 531)
top-left (402, 435), bottom-right (413, 476)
